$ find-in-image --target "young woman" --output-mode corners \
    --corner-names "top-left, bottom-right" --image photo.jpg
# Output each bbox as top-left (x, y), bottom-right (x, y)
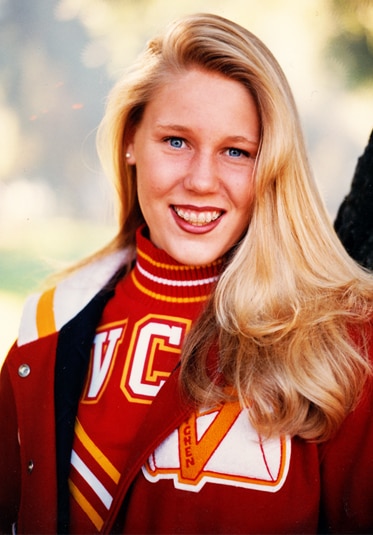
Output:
top-left (1, 13), bottom-right (372, 535)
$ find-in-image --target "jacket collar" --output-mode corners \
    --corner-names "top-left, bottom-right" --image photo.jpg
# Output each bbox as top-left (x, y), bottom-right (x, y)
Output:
top-left (55, 266), bottom-right (127, 533)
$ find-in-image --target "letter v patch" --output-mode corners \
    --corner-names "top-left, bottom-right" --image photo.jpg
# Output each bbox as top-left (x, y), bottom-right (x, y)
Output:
top-left (143, 403), bottom-right (291, 493)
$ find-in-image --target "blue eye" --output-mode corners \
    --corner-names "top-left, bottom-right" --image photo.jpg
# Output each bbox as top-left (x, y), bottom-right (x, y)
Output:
top-left (228, 147), bottom-right (250, 158)
top-left (167, 137), bottom-right (184, 148)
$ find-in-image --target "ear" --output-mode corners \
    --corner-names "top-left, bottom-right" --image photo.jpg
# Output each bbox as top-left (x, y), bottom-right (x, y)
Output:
top-left (125, 142), bottom-right (136, 165)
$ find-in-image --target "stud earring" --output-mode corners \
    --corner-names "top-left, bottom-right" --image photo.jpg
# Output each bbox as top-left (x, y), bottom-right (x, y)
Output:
top-left (125, 152), bottom-right (131, 158)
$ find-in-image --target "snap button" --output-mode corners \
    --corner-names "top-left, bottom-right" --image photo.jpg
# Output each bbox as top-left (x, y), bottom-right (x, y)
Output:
top-left (18, 364), bottom-right (31, 378)
top-left (27, 460), bottom-right (34, 473)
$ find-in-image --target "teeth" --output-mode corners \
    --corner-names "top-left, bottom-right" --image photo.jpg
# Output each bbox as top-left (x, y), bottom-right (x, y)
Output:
top-left (174, 207), bottom-right (221, 226)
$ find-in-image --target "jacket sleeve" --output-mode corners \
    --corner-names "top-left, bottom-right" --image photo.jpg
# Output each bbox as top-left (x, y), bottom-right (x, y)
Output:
top-left (318, 334), bottom-right (373, 533)
top-left (0, 333), bottom-right (60, 535)
top-left (0, 344), bottom-right (22, 534)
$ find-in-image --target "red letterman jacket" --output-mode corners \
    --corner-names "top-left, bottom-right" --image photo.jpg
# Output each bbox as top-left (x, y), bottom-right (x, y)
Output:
top-left (1, 250), bottom-right (373, 534)
top-left (0, 250), bottom-right (195, 534)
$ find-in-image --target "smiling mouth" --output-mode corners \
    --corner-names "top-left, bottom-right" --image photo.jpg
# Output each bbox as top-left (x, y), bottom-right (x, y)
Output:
top-left (172, 206), bottom-right (223, 226)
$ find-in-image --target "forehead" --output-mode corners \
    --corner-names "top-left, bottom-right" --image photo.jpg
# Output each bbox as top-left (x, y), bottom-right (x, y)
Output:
top-left (139, 68), bottom-right (259, 136)
top-left (151, 67), bottom-right (254, 104)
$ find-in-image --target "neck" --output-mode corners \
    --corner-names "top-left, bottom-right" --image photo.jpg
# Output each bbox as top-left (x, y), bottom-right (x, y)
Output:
top-left (131, 225), bottom-right (224, 302)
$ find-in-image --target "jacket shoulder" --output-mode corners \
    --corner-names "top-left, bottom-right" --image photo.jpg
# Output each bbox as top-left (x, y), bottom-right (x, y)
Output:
top-left (17, 249), bottom-right (133, 347)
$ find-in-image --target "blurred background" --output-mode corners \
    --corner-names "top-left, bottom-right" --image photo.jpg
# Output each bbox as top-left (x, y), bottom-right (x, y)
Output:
top-left (1, 0), bottom-right (373, 359)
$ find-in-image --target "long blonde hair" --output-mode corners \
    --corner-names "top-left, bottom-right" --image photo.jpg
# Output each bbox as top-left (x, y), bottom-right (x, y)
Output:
top-left (96, 13), bottom-right (373, 441)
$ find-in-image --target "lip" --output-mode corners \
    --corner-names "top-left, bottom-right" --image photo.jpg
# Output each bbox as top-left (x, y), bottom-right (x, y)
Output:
top-left (171, 204), bottom-right (224, 234)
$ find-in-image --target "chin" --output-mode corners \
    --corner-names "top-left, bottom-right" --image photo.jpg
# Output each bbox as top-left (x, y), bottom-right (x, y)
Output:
top-left (173, 249), bottom-right (222, 267)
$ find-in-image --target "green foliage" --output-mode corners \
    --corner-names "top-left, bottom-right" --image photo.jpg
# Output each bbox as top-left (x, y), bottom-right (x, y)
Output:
top-left (325, 0), bottom-right (373, 88)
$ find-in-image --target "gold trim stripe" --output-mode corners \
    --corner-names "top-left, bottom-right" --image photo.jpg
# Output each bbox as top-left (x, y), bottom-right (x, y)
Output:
top-left (36, 287), bottom-right (56, 338)
top-left (131, 272), bottom-right (209, 303)
top-left (75, 419), bottom-right (120, 484)
top-left (69, 479), bottom-right (104, 531)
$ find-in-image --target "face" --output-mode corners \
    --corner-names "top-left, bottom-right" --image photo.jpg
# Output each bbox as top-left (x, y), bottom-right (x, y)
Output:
top-left (126, 68), bottom-right (260, 265)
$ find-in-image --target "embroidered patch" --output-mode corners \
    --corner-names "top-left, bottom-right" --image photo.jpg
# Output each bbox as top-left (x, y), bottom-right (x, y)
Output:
top-left (142, 404), bottom-right (291, 493)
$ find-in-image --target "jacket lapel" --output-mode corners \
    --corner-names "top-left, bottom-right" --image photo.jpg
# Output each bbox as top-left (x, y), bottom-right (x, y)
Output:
top-left (101, 365), bottom-right (192, 533)
top-left (55, 270), bottom-right (124, 533)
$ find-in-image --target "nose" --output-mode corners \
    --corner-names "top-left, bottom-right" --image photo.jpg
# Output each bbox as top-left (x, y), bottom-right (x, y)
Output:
top-left (183, 151), bottom-right (220, 194)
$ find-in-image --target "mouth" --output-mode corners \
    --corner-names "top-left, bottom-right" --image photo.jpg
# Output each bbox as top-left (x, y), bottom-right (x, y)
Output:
top-left (172, 206), bottom-right (223, 226)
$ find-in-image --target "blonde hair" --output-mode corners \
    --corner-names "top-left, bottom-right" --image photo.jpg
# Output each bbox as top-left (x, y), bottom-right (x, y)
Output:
top-left (96, 13), bottom-right (373, 441)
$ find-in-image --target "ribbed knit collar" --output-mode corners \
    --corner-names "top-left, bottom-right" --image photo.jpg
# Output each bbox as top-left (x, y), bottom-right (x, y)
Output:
top-left (130, 225), bottom-right (224, 303)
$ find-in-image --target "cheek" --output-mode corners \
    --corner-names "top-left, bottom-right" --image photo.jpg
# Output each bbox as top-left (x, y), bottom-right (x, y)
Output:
top-left (235, 177), bottom-right (255, 212)
top-left (136, 168), bottom-right (157, 200)
top-left (136, 161), bottom-right (170, 198)
top-left (135, 179), bottom-right (154, 221)
top-left (233, 184), bottom-right (255, 233)
top-left (136, 178), bottom-right (165, 223)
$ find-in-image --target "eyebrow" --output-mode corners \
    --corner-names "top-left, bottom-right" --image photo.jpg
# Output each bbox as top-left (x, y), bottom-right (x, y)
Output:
top-left (155, 123), bottom-right (190, 132)
top-left (155, 123), bottom-right (259, 146)
top-left (225, 135), bottom-right (259, 146)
